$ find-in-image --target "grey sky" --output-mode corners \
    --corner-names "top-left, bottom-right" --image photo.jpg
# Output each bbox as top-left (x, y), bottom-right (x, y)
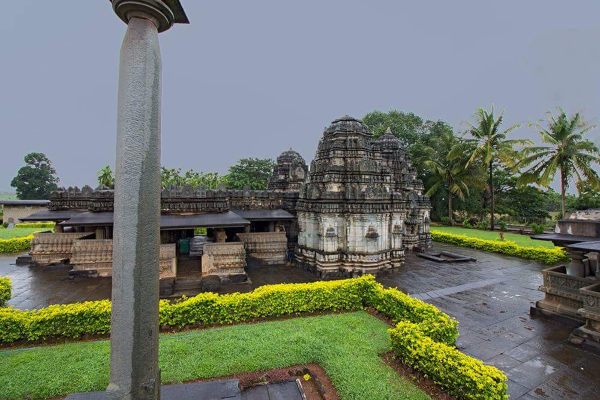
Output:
top-left (1, 0), bottom-right (599, 191)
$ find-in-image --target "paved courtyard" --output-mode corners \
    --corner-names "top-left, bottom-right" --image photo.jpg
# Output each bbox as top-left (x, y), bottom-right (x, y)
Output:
top-left (2, 244), bottom-right (600, 399)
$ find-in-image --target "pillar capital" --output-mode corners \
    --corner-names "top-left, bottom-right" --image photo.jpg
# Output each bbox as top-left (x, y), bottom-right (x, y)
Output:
top-left (110, 0), bottom-right (189, 32)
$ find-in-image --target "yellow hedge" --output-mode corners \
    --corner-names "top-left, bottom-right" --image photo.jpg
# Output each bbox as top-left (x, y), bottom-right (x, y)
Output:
top-left (15, 222), bottom-right (55, 229)
top-left (390, 321), bottom-right (508, 400)
top-left (0, 277), bottom-right (10, 307)
top-left (0, 275), bottom-right (507, 399)
top-left (431, 230), bottom-right (568, 265)
top-left (0, 235), bottom-right (33, 254)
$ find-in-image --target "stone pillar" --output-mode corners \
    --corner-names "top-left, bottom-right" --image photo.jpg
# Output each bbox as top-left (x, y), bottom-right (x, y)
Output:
top-left (107, 2), bottom-right (188, 400)
top-left (566, 248), bottom-right (586, 278)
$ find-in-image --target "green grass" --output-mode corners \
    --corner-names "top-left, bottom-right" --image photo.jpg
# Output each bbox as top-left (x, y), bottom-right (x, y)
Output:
top-left (432, 226), bottom-right (555, 248)
top-left (0, 311), bottom-right (429, 400)
top-left (0, 227), bottom-right (48, 240)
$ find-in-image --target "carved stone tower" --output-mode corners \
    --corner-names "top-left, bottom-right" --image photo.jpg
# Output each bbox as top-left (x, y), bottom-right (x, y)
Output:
top-left (295, 116), bottom-right (430, 277)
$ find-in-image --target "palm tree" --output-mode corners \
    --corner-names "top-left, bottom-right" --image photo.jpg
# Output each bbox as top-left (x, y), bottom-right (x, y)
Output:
top-left (424, 132), bottom-right (481, 225)
top-left (518, 110), bottom-right (600, 217)
top-left (464, 108), bottom-right (528, 230)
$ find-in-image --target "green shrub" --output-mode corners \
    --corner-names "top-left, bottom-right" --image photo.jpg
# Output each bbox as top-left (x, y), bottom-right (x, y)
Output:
top-left (364, 282), bottom-right (458, 345)
top-left (15, 222), bottom-right (55, 229)
top-left (390, 321), bottom-right (508, 400)
top-left (462, 219), bottom-right (473, 228)
top-left (439, 216), bottom-right (451, 225)
top-left (530, 223), bottom-right (545, 235)
top-left (476, 220), bottom-right (489, 230)
top-left (498, 221), bottom-right (507, 232)
top-left (0, 235), bottom-right (33, 254)
top-left (431, 230), bottom-right (568, 265)
top-left (0, 277), bottom-right (11, 306)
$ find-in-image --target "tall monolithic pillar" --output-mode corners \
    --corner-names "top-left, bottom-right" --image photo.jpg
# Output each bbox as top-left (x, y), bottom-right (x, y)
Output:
top-left (107, 2), bottom-right (188, 399)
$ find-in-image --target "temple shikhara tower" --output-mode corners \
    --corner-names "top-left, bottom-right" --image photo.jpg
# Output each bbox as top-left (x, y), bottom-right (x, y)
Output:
top-left (294, 116), bottom-right (431, 276)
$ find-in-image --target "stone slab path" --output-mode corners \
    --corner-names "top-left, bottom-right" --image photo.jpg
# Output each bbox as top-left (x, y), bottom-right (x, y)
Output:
top-left (2, 244), bottom-right (600, 399)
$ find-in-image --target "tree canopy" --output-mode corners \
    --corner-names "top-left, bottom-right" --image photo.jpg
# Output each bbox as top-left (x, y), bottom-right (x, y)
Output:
top-left (518, 110), bottom-right (600, 217)
top-left (225, 158), bottom-right (275, 190)
top-left (10, 152), bottom-right (59, 200)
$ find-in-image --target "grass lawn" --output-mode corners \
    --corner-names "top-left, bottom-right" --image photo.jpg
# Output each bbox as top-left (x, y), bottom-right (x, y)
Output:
top-left (0, 227), bottom-right (49, 240)
top-left (432, 226), bottom-right (555, 248)
top-left (0, 311), bottom-right (429, 400)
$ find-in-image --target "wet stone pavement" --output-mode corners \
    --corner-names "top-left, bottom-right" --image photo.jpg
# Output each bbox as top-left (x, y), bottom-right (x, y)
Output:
top-left (2, 244), bottom-right (600, 399)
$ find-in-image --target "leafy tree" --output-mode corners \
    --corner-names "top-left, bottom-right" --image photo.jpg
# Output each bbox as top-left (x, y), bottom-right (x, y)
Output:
top-left (97, 165), bottom-right (114, 189)
top-left (160, 167), bottom-right (226, 189)
top-left (570, 181), bottom-right (600, 210)
top-left (10, 152), bottom-right (59, 199)
top-left (464, 108), bottom-right (528, 230)
top-left (494, 168), bottom-right (552, 224)
top-left (363, 110), bottom-right (425, 147)
top-left (518, 110), bottom-right (600, 217)
top-left (225, 158), bottom-right (275, 190)
top-left (423, 132), bottom-right (483, 225)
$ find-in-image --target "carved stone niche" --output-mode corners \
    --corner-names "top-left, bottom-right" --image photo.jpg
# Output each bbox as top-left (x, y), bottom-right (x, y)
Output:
top-left (365, 226), bottom-right (379, 239)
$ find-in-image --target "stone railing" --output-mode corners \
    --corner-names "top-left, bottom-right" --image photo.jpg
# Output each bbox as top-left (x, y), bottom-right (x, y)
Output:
top-left (201, 242), bottom-right (246, 277)
top-left (70, 240), bottom-right (176, 278)
top-left (159, 243), bottom-right (177, 278)
top-left (30, 232), bottom-right (92, 266)
top-left (237, 232), bottom-right (288, 265)
top-left (536, 265), bottom-right (593, 320)
top-left (71, 239), bottom-right (113, 276)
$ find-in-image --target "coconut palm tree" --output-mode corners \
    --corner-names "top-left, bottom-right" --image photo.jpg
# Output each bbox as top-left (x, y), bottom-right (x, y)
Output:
top-left (424, 131), bottom-right (481, 225)
top-left (518, 110), bottom-right (600, 217)
top-left (464, 108), bottom-right (528, 230)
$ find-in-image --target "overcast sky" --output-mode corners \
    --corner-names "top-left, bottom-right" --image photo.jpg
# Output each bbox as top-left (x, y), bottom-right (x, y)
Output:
top-left (1, 0), bottom-right (600, 191)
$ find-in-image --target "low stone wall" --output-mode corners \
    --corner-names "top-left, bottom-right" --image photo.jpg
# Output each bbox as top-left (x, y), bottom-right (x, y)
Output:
top-left (159, 243), bottom-right (177, 279)
top-left (237, 232), bottom-right (287, 265)
top-left (536, 265), bottom-right (592, 321)
top-left (201, 242), bottom-right (246, 278)
top-left (30, 232), bottom-right (92, 266)
top-left (70, 240), bottom-right (177, 278)
top-left (71, 239), bottom-right (113, 276)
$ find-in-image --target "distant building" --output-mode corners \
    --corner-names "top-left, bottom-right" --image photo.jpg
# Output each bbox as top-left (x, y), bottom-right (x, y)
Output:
top-left (0, 199), bottom-right (50, 225)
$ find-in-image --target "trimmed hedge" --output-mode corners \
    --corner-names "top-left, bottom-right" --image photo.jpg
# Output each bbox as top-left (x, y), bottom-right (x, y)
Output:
top-left (15, 222), bottom-right (55, 229)
top-left (0, 235), bottom-right (33, 254)
top-left (0, 275), bottom-right (507, 399)
top-left (431, 230), bottom-right (568, 265)
top-left (365, 282), bottom-right (458, 345)
top-left (0, 277), bottom-right (10, 307)
top-left (390, 322), bottom-right (508, 400)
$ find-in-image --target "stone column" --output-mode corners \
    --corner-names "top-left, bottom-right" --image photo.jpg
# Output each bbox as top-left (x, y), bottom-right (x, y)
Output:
top-left (566, 248), bottom-right (586, 278)
top-left (107, 2), bottom-right (188, 399)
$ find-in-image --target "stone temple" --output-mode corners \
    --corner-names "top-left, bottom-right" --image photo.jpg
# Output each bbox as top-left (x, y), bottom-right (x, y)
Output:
top-left (295, 116), bottom-right (431, 276)
top-left (20, 116), bottom-right (431, 290)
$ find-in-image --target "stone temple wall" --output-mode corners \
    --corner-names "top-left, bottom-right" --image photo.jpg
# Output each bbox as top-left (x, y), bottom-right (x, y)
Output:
top-left (30, 232), bottom-right (93, 266)
top-left (69, 240), bottom-right (177, 278)
top-left (237, 232), bottom-right (288, 265)
top-left (201, 242), bottom-right (246, 278)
